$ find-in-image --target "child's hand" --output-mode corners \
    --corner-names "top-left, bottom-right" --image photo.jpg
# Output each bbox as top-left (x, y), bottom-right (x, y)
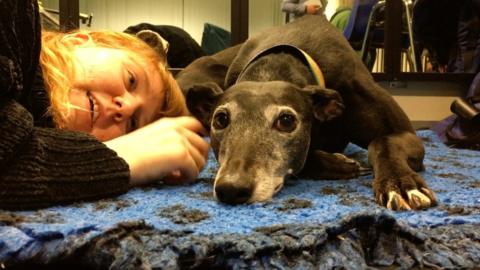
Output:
top-left (105, 116), bottom-right (209, 186)
top-left (306, 4), bottom-right (321, 14)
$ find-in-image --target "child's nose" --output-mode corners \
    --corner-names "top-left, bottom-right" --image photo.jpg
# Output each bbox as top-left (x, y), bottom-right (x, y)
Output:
top-left (111, 95), bottom-right (137, 122)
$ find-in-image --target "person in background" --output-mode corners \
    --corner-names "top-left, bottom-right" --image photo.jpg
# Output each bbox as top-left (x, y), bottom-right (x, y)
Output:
top-left (329, 0), bottom-right (353, 31)
top-left (0, 0), bottom-right (209, 210)
top-left (281, 0), bottom-right (329, 22)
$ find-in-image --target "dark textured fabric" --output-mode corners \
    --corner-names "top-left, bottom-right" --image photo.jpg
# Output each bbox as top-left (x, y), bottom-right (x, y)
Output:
top-left (0, 0), bottom-right (130, 210)
top-left (20, 67), bottom-right (55, 127)
top-left (0, 0), bottom-right (39, 99)
top-left (4, 213), bottom-right (480, 269)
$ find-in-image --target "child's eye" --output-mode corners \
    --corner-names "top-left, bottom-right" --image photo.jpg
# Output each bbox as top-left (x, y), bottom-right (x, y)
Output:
top-left (126, 70), bottom-right (137, 91)
top-left (128, 116), bottom-right (138, 132)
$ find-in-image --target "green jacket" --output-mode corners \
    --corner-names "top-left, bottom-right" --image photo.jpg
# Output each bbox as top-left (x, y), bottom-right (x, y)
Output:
top-left (330, 7), bottom-right (352, 32)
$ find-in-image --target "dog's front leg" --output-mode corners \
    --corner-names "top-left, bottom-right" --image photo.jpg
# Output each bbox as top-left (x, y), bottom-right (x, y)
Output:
top-left (301, 150), bottom-right (371, 179)
top-left (368, 131), bottom-right (437, 210)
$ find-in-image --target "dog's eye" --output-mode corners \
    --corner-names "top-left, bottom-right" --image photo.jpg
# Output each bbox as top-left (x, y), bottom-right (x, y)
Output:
top-left (274, 113), bottom-right (297, 132)
top-left (213, 111), bottom-right (230, 130)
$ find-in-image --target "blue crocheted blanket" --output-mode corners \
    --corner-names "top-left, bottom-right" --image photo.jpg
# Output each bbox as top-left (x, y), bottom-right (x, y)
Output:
top-left (1, 130), bottom-right (479, 269)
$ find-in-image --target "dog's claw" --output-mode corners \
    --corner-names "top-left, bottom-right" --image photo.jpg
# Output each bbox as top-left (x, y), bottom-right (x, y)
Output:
top-left (376, 193), bottom-right (385, 206)
top-left (407, 189), bottom-right (431, 209)
top-left (332, 153), bottom-right (372, 176)
top-left (421, 187), bottom-right (437, 206)
top-left (333, 153), bottom-right (356, 164)
top-left (358, 166), bottom-right (372, 176)
top-left (381, 188), bottom-right (436, 211)
top-left (386, 191), bottom-right (411, 211)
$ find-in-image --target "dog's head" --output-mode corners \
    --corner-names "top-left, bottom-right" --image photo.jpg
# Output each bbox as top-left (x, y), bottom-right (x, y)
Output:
top-left (187, 81), bottom-right (344, 204)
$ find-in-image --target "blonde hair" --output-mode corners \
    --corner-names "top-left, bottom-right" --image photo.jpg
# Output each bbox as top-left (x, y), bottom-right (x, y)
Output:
top-left (40, 29), bottom-right (187, 128)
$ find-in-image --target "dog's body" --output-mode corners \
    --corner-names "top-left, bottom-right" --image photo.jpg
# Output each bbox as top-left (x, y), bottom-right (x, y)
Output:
top-left (177, 15), bottom-right (436, 210)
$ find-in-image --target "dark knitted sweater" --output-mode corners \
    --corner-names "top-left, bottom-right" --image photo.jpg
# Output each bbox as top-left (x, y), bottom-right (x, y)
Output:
top-left (0, 0), bottom-right (130, 210)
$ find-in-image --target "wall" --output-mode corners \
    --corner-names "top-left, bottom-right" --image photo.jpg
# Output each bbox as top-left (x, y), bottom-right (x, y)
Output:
top-left (249, 0), bottom-right (285, 36)
top-left (42, 0), bottom-right (286, 44)
top-left (381, 81), bottom-right (467, 128)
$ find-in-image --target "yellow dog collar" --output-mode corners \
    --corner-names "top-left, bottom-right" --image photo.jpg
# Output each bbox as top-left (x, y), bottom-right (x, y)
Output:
top-left (236, 44), bottom-right (326, 88)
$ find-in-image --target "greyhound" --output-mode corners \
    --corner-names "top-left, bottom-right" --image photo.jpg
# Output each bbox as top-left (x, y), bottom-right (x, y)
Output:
top-left (176, 15), bottom-right (437, 211)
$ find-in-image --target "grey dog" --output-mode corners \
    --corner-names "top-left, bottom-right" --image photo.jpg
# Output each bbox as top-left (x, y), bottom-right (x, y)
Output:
top-left (176, 15), bottom-right (437, 211)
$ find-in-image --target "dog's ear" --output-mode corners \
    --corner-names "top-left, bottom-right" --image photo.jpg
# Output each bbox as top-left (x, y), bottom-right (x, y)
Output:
top-left (302, 85), bottom-right (345, 122)
top-left (186, 82), bottom-right (224, 129)
top-left (135, 30), bottom-right (169, 64)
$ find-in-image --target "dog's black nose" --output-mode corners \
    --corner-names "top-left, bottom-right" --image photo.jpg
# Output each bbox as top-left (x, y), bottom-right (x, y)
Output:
top-left (215, 181), bottom-right (253, 205)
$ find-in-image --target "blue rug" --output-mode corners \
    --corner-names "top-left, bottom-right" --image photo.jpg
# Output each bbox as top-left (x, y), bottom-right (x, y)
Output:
top-left (1, 130), bottom-right (479, 269)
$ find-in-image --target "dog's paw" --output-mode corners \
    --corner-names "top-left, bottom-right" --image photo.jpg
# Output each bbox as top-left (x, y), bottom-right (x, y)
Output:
top-left (374, 173), bottom-right (437, 211)
top-left (332, 153), bottom-right (371, 177)
top-left (302, 151), bottom-right (371, 179)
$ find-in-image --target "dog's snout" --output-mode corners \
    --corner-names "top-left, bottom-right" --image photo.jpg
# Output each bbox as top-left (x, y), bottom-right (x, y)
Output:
top-left (215, 180), bottom-right (253, 205)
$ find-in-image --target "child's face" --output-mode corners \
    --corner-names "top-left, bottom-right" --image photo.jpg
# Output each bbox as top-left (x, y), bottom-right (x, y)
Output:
top-left (65, 46), bottom-right (165, 141)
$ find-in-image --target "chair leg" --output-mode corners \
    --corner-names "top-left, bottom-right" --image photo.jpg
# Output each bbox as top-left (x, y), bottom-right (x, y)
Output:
top-left (360, 4), bottom-right (377, 64)
top-left (403, 0), bottom-right (418, 72)
top-left (360, 0), bottom-right (384, 66)
top-left (403, 48), bottom-right (415, 72)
